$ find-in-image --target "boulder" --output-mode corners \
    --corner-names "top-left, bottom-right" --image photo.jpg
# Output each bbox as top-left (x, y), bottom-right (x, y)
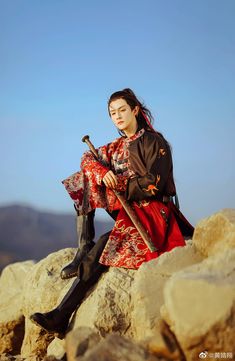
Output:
top-left (4, 209), bottom-right (235, 360)
top-left (71, 242), bottom-right (203, 342)
top-left (141, 320), bottom-right (185, 361)
top-left (0, 261), bottom-right (35, 355)
top-left (131, 241), bottom-right (203, 341)
top-left (161, 249), bottom-right (235, 360)
top-left (66, 324), bottom-right (185, 361)
top-left (65, 327), bottom-right (101, 361)
top-left (193, 208), bottom-right (235, 257)
top-left (23, 243), bottom-right (201, 358)
top-left (68, 333), bottom-right (162, 361)
top-left (72, 267), bottom-right (135, 336)
top-left (21, 248), bottom-right (76, 359)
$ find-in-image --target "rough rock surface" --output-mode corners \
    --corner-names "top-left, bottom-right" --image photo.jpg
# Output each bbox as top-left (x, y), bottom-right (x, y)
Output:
top-left (1, 208), bottom-right (235, 360)
top-left (0, 261), bottom-right (35, 355)
top-left (131, 241), bottom-right (203, 340)
top-left (161, 249), bottom-right (235, 360)
top-left (69, 333), bottom-right (163, 361)
top-left (21, 248), bottom-right (76, 359)
top-left (65, 327), bottom-right (101, 361)
top-left (46, 338), bottom-right (65, 360)
top-left (72, 267), bottom-right (135, 336)
top-left (193, 208), bottom-right (235, 257)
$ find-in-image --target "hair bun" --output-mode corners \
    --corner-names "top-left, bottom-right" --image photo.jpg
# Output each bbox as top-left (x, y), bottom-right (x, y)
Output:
top-left (122, 88), bottom-right (135, 96)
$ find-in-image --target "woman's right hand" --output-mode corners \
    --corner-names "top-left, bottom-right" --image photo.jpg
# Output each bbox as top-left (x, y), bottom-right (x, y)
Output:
top-left (102, 170), bottom-right (118, 189)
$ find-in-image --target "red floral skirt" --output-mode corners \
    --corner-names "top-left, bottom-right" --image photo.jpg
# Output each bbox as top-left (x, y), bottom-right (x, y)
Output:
top-left (99, 200), bottom-right (185, 269)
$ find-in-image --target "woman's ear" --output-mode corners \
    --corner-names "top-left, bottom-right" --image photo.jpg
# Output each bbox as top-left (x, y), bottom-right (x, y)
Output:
top-left (133, 106), bottom-right (139, 116)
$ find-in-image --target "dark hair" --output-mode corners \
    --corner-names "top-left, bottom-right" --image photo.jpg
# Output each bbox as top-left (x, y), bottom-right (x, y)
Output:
top-left (108, 88), bottom-right (171, 150)
top-left (108, 88), bottom-right (155, 134)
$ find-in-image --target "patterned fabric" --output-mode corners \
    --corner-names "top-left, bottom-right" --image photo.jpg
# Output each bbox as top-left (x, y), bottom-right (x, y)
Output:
top-left (62, 128), bottom-right (187, 269)
top-left (62, 129), bottom-right (143, 214)
top-left (99, 199), bottom-right (185, 269)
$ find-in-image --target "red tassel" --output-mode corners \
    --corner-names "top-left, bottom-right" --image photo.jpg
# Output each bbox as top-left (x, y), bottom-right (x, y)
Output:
top-left (140, 109), bottom-right (155, 131)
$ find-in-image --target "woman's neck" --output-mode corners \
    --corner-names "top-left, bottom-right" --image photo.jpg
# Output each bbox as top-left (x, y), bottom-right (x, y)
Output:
top-left (124, 123), bottom-right (138, 138)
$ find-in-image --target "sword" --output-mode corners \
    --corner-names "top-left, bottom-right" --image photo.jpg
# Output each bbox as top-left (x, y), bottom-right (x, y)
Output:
top-left (82, 135), bottom-right (157, 252)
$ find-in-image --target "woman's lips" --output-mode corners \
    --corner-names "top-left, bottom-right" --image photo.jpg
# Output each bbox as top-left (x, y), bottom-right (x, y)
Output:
top-left (117, 121), bottom-right (124, 125)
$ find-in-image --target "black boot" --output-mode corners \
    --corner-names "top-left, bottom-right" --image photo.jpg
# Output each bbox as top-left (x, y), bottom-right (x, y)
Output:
top-left (30, 277), bottom-right (84, 336)
top-left (30, 231), bottom-right (110, 336)
top-left (60, 210), bottom-right (95, 279)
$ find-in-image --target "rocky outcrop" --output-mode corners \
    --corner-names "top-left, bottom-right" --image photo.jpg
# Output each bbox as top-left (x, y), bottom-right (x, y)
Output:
top-left (193, 208), bottom-right (235, 256)
top-left (67, 333), bottom-right (161, 361)
top-left (65, 327), bottom-right (101, 361)
top-left (161, 249), bottom-right (235, 360)
top-left (131, 241), bottom-right (203, 341)
top-left (0, 208), bottom-right (234, 361)
top-left (21, 248), bottom-right (76, 359)
top-left (72, 267), bottom-right (135, 336)
top-left (0, 261), bottom-right (35, 355)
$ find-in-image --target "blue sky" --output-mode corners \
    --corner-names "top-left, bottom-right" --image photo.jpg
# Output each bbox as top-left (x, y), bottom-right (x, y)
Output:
top-left (0, 0), bottom-right (234, 225)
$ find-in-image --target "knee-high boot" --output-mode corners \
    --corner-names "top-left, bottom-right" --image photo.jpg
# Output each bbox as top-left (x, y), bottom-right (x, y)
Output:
top-left (30, 277), bottom-right (86, 335)
top-left (60, 209), bottom-right (95, 279)
top-left (30, 231), bottom-right (111, 335)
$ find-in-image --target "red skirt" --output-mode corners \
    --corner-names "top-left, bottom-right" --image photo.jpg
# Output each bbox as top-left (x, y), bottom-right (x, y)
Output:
top-left (99, 200), bottom-right (185, 269)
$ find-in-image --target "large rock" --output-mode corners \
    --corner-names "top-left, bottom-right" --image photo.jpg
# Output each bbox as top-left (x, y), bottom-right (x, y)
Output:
top-left (0, 261), bottom-right (35, 355)
top-left (65, 327), bottom-right (101, 361)
top-left (72, 267), bottom-right (135, 336)
top-left (161, 249), bottom-right (235, 360)
top-left (131, 241), bottom-right (203, 341)
top-left (69, 333), bottom-right (162, 361)
top-left (21, 248), bottom-right (76, 359)
top-left (193, 208), bottom-right (235, 256)
top-left (66, 324), bottom-right (185, 361)
top-left (65, 242), bottom-right (203, 344)
top-left (4, 209), bottom-right (235, 359)
top-left (42, 243), bottom-right (202, 358)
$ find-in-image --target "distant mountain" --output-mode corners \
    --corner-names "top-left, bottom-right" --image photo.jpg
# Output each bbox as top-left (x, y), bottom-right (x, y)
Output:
top-left (0, 204), bottom-right (114, 271)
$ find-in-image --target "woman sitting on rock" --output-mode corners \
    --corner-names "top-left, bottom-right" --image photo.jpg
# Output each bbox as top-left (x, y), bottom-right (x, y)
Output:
top-left (30, 88), bottom-right (193, 335)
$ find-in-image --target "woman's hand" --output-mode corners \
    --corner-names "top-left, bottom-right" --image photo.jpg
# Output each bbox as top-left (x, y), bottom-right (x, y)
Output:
top-left (103, 170), bottom-right (118, 189)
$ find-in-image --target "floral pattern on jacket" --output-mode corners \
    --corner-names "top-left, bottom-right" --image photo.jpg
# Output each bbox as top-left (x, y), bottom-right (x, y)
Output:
top-left (62, 130), bottom-right (142, 214)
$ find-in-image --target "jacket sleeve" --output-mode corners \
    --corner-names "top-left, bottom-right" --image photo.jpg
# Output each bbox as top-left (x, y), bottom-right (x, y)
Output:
top-left (126, 134), bottom-right (173, 201)
top-left (80, 144), bottom-right (111, 185)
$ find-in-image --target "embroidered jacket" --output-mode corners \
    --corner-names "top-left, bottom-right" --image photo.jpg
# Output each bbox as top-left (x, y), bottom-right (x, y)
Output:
top-left (123, 129), bottom-right (176, 201)
top-left (62, 128), bottom-right (191, 269)
top-left (62, 129), bottom-right (176, 214)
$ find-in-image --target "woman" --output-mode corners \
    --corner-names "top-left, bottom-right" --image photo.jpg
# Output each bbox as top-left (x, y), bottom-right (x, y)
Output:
top-left (30, 88), bottom-right (193, 335)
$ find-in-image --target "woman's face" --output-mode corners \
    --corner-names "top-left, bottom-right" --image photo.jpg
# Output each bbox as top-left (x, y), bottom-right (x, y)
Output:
top-left (109, 98), bottom-right (138, 136)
